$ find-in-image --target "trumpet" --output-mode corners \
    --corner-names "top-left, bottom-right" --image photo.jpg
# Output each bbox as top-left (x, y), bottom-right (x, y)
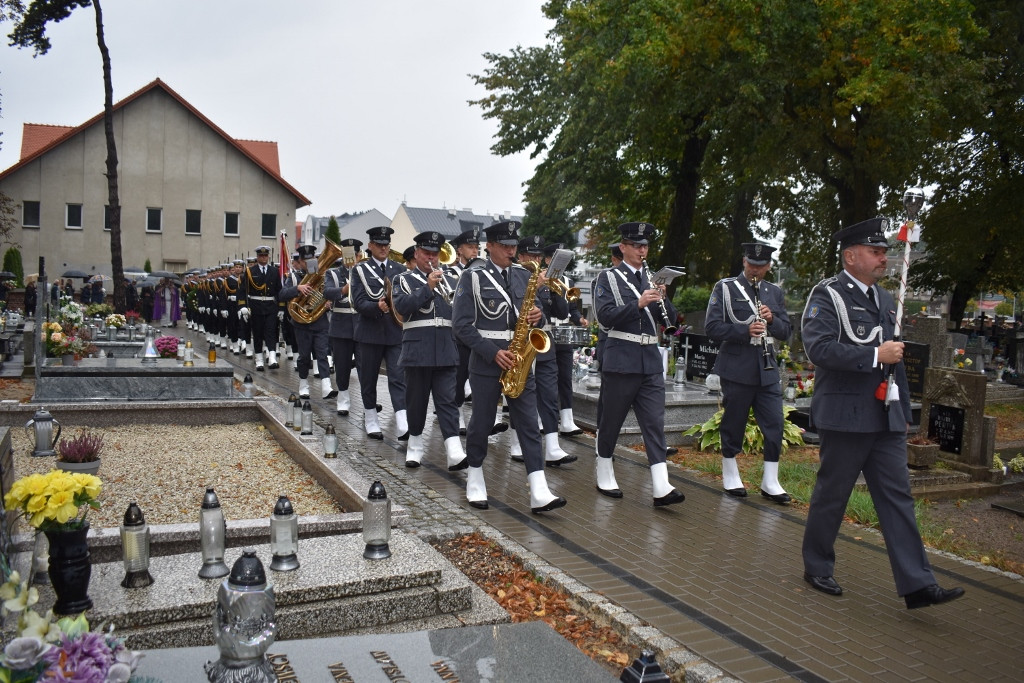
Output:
top-left (641, 259), bottom-right (677, 336)
top-left (547, 276), bottom-right (581, 305)
top-left (432, 242), bottom-right (456, 304)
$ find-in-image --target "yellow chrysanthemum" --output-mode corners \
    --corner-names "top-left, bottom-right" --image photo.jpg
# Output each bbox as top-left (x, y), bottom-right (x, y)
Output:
top-left (25, 494), bottom-right (47, 514)
top-left (71, 472), bottom-right (102, 499)
top-left (45, 490), bottom-right (78, 525)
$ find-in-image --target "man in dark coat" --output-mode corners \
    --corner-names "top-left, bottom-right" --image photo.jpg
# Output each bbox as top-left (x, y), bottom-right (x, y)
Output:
top-left (800, 217), bottom-right (964, 609)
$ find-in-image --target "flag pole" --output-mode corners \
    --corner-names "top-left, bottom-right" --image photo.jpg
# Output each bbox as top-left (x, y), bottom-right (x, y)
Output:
top-left (895, 187), bottom-right (925, 338)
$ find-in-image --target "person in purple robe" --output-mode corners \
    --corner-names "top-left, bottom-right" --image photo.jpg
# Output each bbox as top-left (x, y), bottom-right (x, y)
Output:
top-left (152, 278), bottom-right (182, 327)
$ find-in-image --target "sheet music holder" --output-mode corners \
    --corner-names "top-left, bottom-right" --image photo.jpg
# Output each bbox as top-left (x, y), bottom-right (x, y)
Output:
top-left (544, 248), bottom-right (575, 280)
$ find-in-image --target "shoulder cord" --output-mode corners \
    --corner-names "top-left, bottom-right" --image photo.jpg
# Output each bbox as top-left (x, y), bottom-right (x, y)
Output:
top-left (610, 269), bottom-right (657, 330)
top-left (398, 271), bottom-right (435, 315)
top-left (245, 267), bottom-right (267, 292)
top-left (473, 269), bottom-right (513, 321)
top-left (726, 278), bottom-right (758, 324)
top-left (355, 262), bottom-right (384, 300)
top-left (807, 280), bottom-right (883, 345)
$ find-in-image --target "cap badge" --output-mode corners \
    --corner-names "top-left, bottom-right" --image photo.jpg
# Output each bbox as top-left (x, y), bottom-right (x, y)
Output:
top-left (754, 244), bottom-right (763, 257)
top-left (638, 224), bottom-right (647, 235)
top-left (432, 232), bottom-right (439, 241)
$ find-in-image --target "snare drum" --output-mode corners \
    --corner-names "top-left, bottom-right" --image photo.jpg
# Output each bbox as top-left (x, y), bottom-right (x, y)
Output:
top-left (551, 325), bottom-right (590, 346)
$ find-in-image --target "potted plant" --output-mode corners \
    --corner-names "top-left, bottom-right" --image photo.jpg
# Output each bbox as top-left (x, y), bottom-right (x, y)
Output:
top-left (55, 429), bottom-right (103, 475)
top-left (154, 335), bottom-right (180, 358)
top-left (990, 454), bottom-right (1006, 484)
top-left (907, 432), bottom-right (940, 469)
top-left (3, 470), bottom-right (102, 614)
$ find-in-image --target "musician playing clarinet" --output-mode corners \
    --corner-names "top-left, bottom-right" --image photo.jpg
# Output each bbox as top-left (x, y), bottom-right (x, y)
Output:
top-left (705, 242), bottom-right (792, 503)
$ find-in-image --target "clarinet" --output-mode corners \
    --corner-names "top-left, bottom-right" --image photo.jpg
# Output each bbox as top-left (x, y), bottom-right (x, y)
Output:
top-left (750, 276), bottom-right (775, 370)
top-left (641, 259), bottom-right (677, 336)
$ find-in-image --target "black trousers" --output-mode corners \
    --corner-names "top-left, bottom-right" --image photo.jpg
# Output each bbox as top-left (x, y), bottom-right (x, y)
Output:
top-left (466, 371), bottom-right (544, 474)
top-left (534, 356), bottom-right (560, 433)
top-left (250, 308), bottom-right (278, 354)
top-left (454, 340), bottom-right (471, 405)
top-left (331, 336), bottom-right (359, 390)
top-left (596, 372), bottom-right (667, 466)
top-left (358, 342), bottom-right (406, 411)
top-left (294, 321), bottom-right (330, 380)
top-left (719, 378), bottom-right (784, 462)
top-left (405, 366), bottom-right (459, 438)
top-left (554, 344), bottom-right (575, 409)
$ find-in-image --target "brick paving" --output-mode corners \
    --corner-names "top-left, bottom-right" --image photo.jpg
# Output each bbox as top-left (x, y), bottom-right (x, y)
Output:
top-left (169, 333), bottom-right (1024, 681)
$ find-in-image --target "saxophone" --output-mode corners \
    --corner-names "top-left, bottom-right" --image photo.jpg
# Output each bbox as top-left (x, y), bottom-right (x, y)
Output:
top-left (287, 239), bottom-right (344, 324)
top-left (500, 261), bottom-right (552, 398)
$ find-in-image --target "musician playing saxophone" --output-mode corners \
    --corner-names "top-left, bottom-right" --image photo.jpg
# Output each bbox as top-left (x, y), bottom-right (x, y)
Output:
top-left (593, 222), bottom-right (685, 507)
top-left (278, 244), bottom-right (336, 401)
top-left (705, 242), bottom-right (792, 503)
top-left (452, 220), bottom-right (568, 515)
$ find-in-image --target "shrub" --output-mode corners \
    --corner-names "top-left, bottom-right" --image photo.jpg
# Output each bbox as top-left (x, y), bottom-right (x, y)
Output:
top-left (682, 405), bottom-right (805, 454)
top-left (57, 429), bottom-right (104, 463)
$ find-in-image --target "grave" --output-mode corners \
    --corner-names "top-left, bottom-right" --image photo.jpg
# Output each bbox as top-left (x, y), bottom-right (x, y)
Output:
top-left (132, 621), bottom-right (615, 683)
top-left (33, 357), bottom-right (236, 402)
top-left (903, 315), bottom-right (954, 370)
top-left (921, 367), bottom-right (998, 481)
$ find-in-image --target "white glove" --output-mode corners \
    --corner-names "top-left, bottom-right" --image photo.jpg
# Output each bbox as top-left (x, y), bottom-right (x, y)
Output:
top-left (221, 309), bottom-right (229, 319)
top-left (238, 307), bottom-right (250, 321)
top-left (199, 306), bottom-right (206, 314)
top-left (278, 311), bottom-right (285, 322)
top-left (228, 295), bottom-right (237, 302)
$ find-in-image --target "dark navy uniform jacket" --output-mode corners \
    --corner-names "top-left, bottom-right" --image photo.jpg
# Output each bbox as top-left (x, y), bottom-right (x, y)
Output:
top-left (705, 274), bottom-right (791, 387)
top-left (391, 266), bottom-right (459, 367)
top-left (802, 271), bottom-right (911, 432)
top-left (593, 262), bottom-right (677, 375)
top-left (350, 259), bottom-right (405, 346)
top-left (324, 266), bottom-right (356, 339)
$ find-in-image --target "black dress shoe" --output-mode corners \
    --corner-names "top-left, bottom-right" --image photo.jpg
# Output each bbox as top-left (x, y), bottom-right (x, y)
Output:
top-left (255, 365), bottom-right (265, 372)
top-left (545, 454), bottom-right (578, 467)
top-left (531, 496), bottom-right (567, 514)
top-left (405, 460), bottom-right (421, 468)
top-left (666, 446), bottom-right (679, 456)
top-left (268, 362), bottom-right (279, 369)
top-left (376, 404), bottom-right (383, 412)
top-left (459, 428), bottom-right (467, 436)
top-left (397, 432), bottom-right (409, 441)
top-left (448, 459), bottom-right (469, 472)
top-left (510, 453), bottom-right (525, 463)
top-left (367, 432), bottom-right (384, 441)
top-left (597, 486), bottom-right (623, 499)
top-left (490, 423), bottom-right (509, 435)
top-left (468, 500), bottom-right (489, 510)
top-left (725, 487), bottom-right (748, 498)
top-left (804, 573), bottom-right (843, 596)
top-left (324, 390), bottom-right (338, 399)
top-left (337, 410), bottom-right (349, 416)
top-left (760, 489), bottom-right (792, 504)
top-left (653, 489), bottom-right (685, 507)
top-left (903, 584), bottom-right (965, 609)
top-left (559, 428), bottom-right (584, 437)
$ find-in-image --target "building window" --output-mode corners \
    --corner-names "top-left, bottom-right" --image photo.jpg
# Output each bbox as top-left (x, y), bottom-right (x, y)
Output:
top-left (185, 209), bottom-right (202, 235)
top-left (23, 201), bottom-right (40, 228)
top-left (224, 212), bottom-right (239, 236)
top-left (66, 204), bottom-right (83, 230)
top-left (146, 207), bottom-right (162, 233)
top-left (261, 213), bottom-right (276, 239)
top-left (104, 205), bottom-right (111, 231)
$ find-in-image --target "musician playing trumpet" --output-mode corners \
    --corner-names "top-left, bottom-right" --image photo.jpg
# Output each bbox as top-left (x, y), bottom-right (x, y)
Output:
top-left (705, 242), bottom-right (792, 503)
top-left (390, 232), bottom-right (467, 470)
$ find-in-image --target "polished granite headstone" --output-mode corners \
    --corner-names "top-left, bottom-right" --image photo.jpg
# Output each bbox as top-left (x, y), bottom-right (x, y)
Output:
top-left (34, 357), bottom-right (235, 401)
top-left (133, 621), bottom-right (617, 682)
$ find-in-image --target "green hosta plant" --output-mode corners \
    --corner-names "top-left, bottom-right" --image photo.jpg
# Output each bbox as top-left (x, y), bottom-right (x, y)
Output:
top-left (683, 405), bottom-right (805, 454)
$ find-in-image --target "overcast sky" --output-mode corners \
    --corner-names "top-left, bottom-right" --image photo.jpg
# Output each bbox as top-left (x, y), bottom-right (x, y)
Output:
top-left (0, 0), bottom-right (551, 222)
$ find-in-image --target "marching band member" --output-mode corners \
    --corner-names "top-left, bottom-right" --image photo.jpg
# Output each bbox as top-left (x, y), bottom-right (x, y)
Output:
top-left (543, 242), bottom-right (587, 436)
top-left (239, 245), bottom-right (281, 371)
top-left (278, 244), bottom-right (335, 399)
top-left (323, 239), bottom-right (363, 415)
top-left (281, 251), bottom-right (303, 370)
top-left (391, 231), bottom-right (468, 470)
top-left (593, 222), bottom-right (684, 507)
top-left (240, 256), bottom-right (256, 358)
top-left (224, 259), bottom-right (244, 355)
top-left (446, 228), bottom-right (482, 434)
top-left (452, 220), bottom-right (566, 514)
top-left (350, 226), bottom-right (408, 440)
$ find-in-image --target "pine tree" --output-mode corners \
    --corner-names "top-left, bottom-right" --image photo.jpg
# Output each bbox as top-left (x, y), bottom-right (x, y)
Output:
top-left (325, 216), bottom-right (342, 245)
top-left (2, 247), bottom-right (24, 287)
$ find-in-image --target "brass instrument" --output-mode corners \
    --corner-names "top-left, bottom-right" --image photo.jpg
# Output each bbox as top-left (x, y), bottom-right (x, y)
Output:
top-left (547, 276), bottom-right (581, 305)
top-left (433, 242), bottom-right (456, 304)
top-left (389, 248), bottom-right (406, 264)
top-left (500, 262), bottom-right (552, 398)
top-left (641, 259), bottom-right (677, 336)
top-left (287, 239), bottom-right (344, 324)
top-left (749, 276), bottom-right (775, 370)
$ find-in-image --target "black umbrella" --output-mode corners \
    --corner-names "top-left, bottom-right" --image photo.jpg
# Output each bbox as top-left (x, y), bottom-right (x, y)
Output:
top-left (149, 270), bottom-right (180, 281)
top-left (0, 271), bottom-right (17, 280)
top-left (61, 269), bottom-right (90, 279)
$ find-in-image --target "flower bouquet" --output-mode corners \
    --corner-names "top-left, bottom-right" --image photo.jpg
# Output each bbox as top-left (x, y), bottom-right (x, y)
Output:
top-left (84, 303), bottom-right (114, 318)
top-left (104, 313), bottom-right (126, 329)
top-left (793, 372), bottom-right (814, 398)
top-left (153, 335), bottom-right (179, 359)
top-left (954, 348), bottom-right (974, 369)
top-left (46, 331), bottom-right (93, 360)
top-left (56, 297), bottom-right (85, 332)
top-left (123, 310), bottom-right (141, 327)
top-left (3, 470), bottom-right (101, 531)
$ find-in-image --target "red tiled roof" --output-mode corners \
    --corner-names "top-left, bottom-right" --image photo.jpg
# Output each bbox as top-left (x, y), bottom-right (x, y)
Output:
top-left (1, 78), bottom-right (310, 207)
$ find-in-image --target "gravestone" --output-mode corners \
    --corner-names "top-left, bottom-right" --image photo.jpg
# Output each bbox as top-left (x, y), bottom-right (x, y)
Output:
top-left (902, 341), bottom-right (930, 400)
top-left (921, 368), bottom-right (995, 481)
top-left (903, 315), bottom-right (954, 369)
top-left (680, 332), bottom-right (720, 381)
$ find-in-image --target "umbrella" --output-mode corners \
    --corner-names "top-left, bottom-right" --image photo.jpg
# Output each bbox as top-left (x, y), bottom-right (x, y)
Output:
top-left (149, 270), bottom-right (180, 281)
top-left (89, 274), bottom-right (112, 283)
top-left (62, 269), bottom-right (90, 279)
top-left (0, 271), bottom-right (17, 280)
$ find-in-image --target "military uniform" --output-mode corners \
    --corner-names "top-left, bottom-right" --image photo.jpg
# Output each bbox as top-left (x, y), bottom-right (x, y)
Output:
top-left (801, 217), bottom-right (964, 608)
top-left (543, 242), bottom-right (586, 436)
top-left (593, 222), bottom-right (684, 506)
top-left (452, 220), bottom-right (566, 514)
top-left (446, 227), bottom-right (482, 433)
top-left (240, 247), bottom-right (281, 370)
top-left (322, 238), bottom-right (363, 415)
top-left (278, 244), bottom-right (335, 399)
top-left (350, 226), bottom-right (408, 439)
top-left (705, 242), bottom-right (792, 502)
top-left (391, 231), bottom-right (467, 469)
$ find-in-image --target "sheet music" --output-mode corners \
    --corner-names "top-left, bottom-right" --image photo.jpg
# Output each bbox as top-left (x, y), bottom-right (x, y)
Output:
top-left (341, 245), bottom-right (357, 267)
top-left (651, 266), bottom-right (685, 287)
top-left (544, 248), bottom-right (574, 280)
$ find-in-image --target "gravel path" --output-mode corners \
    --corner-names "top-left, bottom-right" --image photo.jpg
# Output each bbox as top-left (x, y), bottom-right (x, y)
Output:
top-left (9, 423), bottom-right (344, 532)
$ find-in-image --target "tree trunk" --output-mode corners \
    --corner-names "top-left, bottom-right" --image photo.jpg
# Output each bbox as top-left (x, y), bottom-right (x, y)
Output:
top-left (93, 0), bottom-right (125, 312)
top-left (661, 134), bottom-right (708, 297)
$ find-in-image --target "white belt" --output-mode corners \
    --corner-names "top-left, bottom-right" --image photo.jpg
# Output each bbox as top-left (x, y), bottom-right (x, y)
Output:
top-left (333, 307), bottom-right (356, 314)
top-left (479, 330), bottom-right (514, 341)
top-left (249, 295), bottom-right (275, 301)
top-left (607, 330), bottom-right (660, 345)
top-left (402, 318), bottom-right (452, 329)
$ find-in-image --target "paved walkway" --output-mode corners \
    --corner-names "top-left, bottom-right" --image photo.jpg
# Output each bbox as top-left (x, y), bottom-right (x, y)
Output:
top-left (70, 331), bottom-right (1024, 681)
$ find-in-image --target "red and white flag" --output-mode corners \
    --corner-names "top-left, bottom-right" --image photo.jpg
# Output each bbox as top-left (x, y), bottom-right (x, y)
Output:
top-left (279, 232), bottom-right (289, 281)
top-left (897, 221), bottom-right (921, 243)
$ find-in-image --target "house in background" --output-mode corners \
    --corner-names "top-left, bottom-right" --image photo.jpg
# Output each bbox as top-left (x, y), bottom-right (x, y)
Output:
top-left (390, 204), bottom-right (523, 249)
top-left (0, 78), bottom-right (310, 276)
top-left (299, 210), bottom-right (392, 255)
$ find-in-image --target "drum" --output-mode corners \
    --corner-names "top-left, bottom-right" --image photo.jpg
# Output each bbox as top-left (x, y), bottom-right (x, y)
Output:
top-left (551, 325), bottom-right (590, 346)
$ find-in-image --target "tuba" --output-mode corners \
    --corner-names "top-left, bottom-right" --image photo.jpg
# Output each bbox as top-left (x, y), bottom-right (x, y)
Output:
top-left (500, 262), bottom-right (551, 398)
top-left (287, 239), bottom-right (344, 324)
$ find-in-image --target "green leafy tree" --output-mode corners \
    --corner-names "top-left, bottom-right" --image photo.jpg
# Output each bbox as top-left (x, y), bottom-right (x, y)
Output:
top-left (521, 201), bottom-right (573, 248)
top-left (2, 247), bottom-right (23, 286)
top-left (324, 216), bottom-right (341, 245)
top-left (9, 0), bottom-right (127, 312)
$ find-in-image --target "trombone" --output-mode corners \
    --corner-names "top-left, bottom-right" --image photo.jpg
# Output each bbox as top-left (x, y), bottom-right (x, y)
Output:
top-left (432, 242), bottom-right (457, 304)
top-left (547, 276), bottom-right (581, 305)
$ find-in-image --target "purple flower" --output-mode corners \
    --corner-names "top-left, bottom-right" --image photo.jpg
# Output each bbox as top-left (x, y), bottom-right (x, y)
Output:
top-left (42, 631), bottom-right (120, 682)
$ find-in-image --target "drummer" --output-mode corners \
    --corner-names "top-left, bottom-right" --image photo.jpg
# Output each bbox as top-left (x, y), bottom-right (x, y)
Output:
top-left (544, 243), bottom-right (587, 436)
top-left (513, 235), bottom-right (577, 466)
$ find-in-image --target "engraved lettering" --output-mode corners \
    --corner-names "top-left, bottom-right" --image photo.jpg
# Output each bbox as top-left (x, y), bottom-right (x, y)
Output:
top-left (432, 659), bottom-right (461, 681)
top-left (327, 662), bottom-right (354, 683)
